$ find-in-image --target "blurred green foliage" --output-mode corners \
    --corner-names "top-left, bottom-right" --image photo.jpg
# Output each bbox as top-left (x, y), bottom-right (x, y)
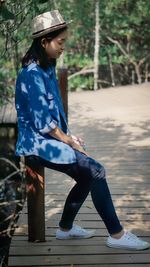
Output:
top-left (0, 0), bottom-right (150, 105)
top-left (69, 75), bottom-right (94, 92)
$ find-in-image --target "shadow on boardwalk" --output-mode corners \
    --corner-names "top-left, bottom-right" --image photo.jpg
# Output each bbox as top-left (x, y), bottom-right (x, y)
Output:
top-left (9, 84), bottom-right (150, 266)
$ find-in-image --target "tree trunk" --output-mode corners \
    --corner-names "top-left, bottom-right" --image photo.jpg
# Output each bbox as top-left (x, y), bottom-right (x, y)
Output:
top-left (108, 52), bottom-right (115, 86)
top-left (134, 63), bottom-right (142, 84)
top-left (145, 63), bottom-right (148, 82)
top-left (59, 51), bottom-right (65, 67)
top-left (94, 0), bottom-right (100, 91)
top-left (14, 38), bottom-right (19, 76)
top-left (131, 70), bottom-right (135, 85)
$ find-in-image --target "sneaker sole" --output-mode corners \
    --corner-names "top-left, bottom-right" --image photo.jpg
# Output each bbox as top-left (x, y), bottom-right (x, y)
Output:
top-left (106, 242), bottom-right (150, 250)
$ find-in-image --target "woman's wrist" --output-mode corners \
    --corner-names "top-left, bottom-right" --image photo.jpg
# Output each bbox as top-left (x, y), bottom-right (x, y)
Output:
top-left (66, 136), bottom-right (74, 146)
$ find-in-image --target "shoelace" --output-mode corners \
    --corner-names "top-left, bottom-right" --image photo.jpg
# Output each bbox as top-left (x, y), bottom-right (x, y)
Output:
top-left (72, 225), bottom-right (87, 234)
top-left (127, 232), bottom-right (139, 239)
top-left (125, 232), bottom-right (144, 244)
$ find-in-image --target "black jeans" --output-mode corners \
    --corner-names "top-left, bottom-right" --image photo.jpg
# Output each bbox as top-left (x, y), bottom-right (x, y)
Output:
top-left (26, 150), bottom-right (123, 235)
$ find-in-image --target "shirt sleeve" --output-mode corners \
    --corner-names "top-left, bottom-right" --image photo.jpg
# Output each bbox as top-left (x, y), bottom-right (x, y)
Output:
top-left (26, 69), bottom-right (57, 134)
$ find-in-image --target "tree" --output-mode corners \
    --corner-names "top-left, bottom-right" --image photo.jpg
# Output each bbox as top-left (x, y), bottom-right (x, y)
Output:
top-left (100, 0), bottom-right (150, 84)
top-left (0, 0), bottom-right (55, 105)
top-left (0, 0), bottom-right (150, 100)
top-left (94, 0), bottom-right (100, 90)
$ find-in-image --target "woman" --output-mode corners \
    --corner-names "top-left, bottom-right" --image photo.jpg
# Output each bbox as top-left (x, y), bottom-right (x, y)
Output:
top-left (15, 10), bottom-right (149, 250)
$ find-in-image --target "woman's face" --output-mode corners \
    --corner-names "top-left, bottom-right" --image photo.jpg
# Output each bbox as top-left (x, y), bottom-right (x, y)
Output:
top-left (41, 29), bottom-right (68, 59)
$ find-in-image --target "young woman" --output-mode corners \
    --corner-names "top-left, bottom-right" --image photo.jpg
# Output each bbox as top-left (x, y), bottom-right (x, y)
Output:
top-left (15, 10), bottom-right (150, 250)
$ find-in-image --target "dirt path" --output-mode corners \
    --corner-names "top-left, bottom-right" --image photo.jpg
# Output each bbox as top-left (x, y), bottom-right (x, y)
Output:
top-left (69, 82), bottom-right (150, 148)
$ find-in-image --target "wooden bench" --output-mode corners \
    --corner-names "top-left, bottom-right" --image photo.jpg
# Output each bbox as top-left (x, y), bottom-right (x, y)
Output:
top-left (0, 67), bottom-right (68, 242)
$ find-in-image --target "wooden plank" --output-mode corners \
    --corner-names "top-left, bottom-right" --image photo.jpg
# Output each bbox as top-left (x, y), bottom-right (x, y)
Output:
top-left (43, 194), bottom-right (149, 201)
top-left (43, 200), bottom-right (150, 208)
top-left (8, 254), bottom-right (150, 266)
top-left (45, 180), bottom-right (150, 185)
top-left (13, 227), bottom-right (150, 237)
top-left (10, 239), bottom-right (108, 246)
top-left (44, 189), bottom-right (150, 196)
top-left (92, 153), bottom-right (150, 159)
top-left (19, 212), bottom-right (150, 221)
top-left (14, 219), bottom-right (150, 230)
top-left (16, 223), bottom-right (150, 234)
top-left (24, 200), bottom-right (149, 208)
top-left (12, 234), bottom-right (150, 245)
top-left (18, 219), bottom-right (150, 230)
top-left (19, 206), bottom-right (150, 215)
top-left (9, 245), bottom-right (150, 255)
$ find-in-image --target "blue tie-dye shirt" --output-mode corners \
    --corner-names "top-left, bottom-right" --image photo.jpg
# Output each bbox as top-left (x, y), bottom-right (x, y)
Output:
top-left (15, 62), bottom-right (76, 164)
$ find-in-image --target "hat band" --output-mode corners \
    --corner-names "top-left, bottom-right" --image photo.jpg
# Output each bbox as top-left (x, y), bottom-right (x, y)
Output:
top-left (32, 22), bottom-right (67, 38)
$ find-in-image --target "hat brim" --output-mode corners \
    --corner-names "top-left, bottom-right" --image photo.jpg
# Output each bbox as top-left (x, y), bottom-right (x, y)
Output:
top-left (32, 21), bottom-right (72, 39)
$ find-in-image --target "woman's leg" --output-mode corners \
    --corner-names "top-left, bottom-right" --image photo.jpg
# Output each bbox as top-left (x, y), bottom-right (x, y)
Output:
top-left (91, 178), bottom-right (123, 235)
top-left (25, 155), bottom-right (90, 230)
top-left (59, 169), bottom-right (91, 230)
top-left (26, 154), bottom-right (122, 235)
top-left (58, 151), bottom-right (123, 235)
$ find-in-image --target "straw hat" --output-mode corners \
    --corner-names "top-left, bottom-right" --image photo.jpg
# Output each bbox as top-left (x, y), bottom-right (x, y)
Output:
top-left (31, 10), bottom-right (70, 39)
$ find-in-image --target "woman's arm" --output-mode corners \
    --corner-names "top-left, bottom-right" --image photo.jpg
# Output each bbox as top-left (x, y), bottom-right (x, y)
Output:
top-left (26, 69), bottom-right (87, 155)
top-left (49, 126), bottom-right (88, 156)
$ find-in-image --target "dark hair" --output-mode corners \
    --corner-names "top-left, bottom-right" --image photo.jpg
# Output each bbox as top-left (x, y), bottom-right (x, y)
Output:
top-left (22, 26), bottom-right (67, 69)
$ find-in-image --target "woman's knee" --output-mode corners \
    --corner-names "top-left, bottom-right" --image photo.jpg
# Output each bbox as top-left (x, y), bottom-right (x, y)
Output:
top-left (92, 162), bottom-right (106, 180)
top-left (84, 157), bottom-right (106, 181)
top-left (74, 152), bottom-right (106, 182)
top-left (97, 164), bottom-right (106, 179)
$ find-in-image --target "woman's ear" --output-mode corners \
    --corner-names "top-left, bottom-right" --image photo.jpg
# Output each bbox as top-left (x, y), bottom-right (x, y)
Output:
top-left (41, 38), bottom-right (47, 48)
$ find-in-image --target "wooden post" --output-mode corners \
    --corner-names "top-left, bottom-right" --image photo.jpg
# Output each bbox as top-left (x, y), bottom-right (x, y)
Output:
top-left (25, 159), bottom-right (45, 242)
top-left (58, 67), bottom-right (68, 120)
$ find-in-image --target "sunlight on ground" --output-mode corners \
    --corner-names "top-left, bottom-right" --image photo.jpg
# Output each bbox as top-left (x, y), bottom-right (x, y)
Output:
top-left (129, 137), bottom-right (150, 146)
top-left (45, 207), bottom-right (62, 218)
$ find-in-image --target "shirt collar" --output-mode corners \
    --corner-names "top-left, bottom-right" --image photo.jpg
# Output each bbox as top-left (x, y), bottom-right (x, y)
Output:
top-left (46, 66), bottom-right (55, 76)
top-left (27, 62), bottom-right (54, 75)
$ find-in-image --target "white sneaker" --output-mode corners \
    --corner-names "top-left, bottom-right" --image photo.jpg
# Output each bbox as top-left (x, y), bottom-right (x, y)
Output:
top-left (56, 224), bottom-right (95, 239)
top-left (107, 231), bottom-right (150, 250)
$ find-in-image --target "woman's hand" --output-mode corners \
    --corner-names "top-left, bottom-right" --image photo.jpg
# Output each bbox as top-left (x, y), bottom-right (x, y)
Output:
top-left (70, 135), bottom-right (88, 156)
top-left (70, 140), bottom-right (88, 156)
top-left (49, 127), bottom-right (88, 156)
top-left (71, 135), bottom-right (85, 147)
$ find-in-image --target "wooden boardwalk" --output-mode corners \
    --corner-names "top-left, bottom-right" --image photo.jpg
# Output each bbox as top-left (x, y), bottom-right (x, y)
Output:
top-left (9, 84), bottom-right (150, 266)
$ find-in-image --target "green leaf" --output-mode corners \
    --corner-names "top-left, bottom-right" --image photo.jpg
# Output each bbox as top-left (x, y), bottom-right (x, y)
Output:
top-left (37, 0), bottom-right (48, 3)
top-left (0, 5), bottom-right (15, 20)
